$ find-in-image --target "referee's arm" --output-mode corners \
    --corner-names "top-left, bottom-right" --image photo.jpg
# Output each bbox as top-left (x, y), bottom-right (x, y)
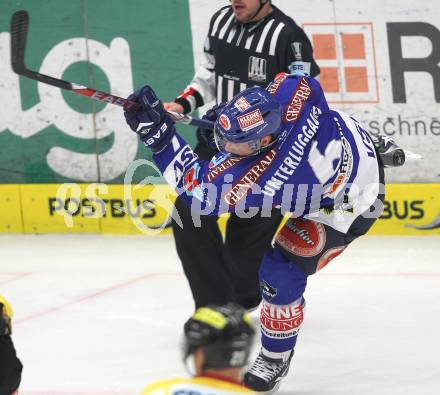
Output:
top-left (279, 26), bottom-right (320, 79)
top-left (174, 36), bottom-right (216, 114)
top-left (170, 8), bottom-right (229, 114)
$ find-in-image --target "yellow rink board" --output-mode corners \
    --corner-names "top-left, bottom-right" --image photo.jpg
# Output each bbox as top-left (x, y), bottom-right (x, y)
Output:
top-left (368, 184), bottom-right (440, 235)
top-left (0, 184), bottom-right (439, 235)
top-left (0, 184), bottom-right (23, 233)
top-left (20, 184), bottom-right (101, 234)
top-left (98, 184), bottom-right (176, 235)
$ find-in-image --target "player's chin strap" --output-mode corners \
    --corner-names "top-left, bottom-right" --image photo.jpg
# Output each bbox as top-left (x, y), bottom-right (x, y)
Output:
top-left (182, 354), bottom-right (221, 378)
top-left (250, 0), bottom-right (270, 21)
top-left (183, 354), bottom-right (197, 377)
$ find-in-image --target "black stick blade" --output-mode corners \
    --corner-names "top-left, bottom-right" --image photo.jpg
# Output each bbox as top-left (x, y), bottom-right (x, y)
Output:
top-left (9, 10), bottom-right (72, 90)
top-left (10, 10), bottom-right (29, 73)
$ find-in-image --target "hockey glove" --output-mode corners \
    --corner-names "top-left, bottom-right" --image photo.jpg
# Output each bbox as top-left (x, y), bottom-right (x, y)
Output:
top-left (124, 85), bottom-right (176, 153)
top-left (197, 102), bottom-right (226, 149)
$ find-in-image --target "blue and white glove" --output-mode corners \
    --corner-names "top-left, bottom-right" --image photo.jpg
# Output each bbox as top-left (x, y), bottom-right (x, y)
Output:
top-left (197, 102), bottom-right (226, 149)
top-left (124, 85), bottom-right (175, 153)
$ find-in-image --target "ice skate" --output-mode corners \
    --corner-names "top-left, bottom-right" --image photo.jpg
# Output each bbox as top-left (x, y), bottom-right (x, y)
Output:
top-left (244, 349), bottom-right (294, 393)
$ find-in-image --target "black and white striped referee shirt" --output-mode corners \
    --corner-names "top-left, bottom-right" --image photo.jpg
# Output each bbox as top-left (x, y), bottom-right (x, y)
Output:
top-left (175, 5), bottom-right (320, 114)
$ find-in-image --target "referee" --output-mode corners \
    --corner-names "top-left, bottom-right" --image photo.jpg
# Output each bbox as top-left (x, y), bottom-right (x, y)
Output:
top-left (164, 0), bottom-right (320, 310)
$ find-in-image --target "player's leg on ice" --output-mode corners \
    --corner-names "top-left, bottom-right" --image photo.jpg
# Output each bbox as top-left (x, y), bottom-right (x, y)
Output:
top-left (245, 247), bottom-right (307, 392)
top-left (244, 246), bottom-right (307, 393)
top-left (244, 213), bottom-right (383, 393)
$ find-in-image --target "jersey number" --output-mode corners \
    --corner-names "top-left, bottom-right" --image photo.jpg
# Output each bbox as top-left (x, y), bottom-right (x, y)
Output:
top-left (308, 140), bottom-right (342, 184)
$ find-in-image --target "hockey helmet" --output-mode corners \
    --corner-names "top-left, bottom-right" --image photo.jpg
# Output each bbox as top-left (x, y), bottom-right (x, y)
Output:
top-left (214, 86), bottom-right (282, 157)
top-left (183, 303), bottom-right (255, 371)
top-left (0, 295), bottom-right (13, 335)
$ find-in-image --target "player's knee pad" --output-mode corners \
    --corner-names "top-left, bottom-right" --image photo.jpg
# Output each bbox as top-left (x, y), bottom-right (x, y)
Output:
top-left (259, 247), bottom-right (307, 305)
top-left (275, 217), bottom-right (348, 275)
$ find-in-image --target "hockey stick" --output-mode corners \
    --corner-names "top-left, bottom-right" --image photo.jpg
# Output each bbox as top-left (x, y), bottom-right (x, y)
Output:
top-left (10, 10), bottom-right (213, 130)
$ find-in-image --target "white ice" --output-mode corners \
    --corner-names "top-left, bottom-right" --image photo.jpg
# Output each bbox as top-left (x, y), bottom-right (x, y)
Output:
top-left (1, 235), bottom-right (439, 395)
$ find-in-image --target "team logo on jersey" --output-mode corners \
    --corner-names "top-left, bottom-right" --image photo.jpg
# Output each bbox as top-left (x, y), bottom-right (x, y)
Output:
top-left (237, 109), bottom-right (264, 131)
top-left (276, 218), bottom-right (326, 257)
top-left (182, 164), bottom-right (208, 204)
top-left (291, 41), bottom-right (303, 61)
top-left (183, 166), bottom-right (200, 193)
top-left (207, 156), bottom-right (243, 182)
top-left (248, 56), bottom-right (267, 82)
top-left (218, 114), bottom-right (231, 130)
top-left (260, 280), bottom-right (278, 300)
top-left (235, 97), bottom-right (251, 112)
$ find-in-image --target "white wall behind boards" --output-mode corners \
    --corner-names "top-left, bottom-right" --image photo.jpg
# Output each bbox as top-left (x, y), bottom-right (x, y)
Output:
top-left (189, 0), bottom-right (440, 182)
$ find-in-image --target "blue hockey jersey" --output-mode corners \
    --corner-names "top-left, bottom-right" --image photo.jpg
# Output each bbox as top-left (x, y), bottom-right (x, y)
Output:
top-left (153, 74), bottom-right (381, 233)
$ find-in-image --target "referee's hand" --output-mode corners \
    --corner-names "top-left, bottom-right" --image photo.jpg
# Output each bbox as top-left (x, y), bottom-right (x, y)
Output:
top-left (164, 102), bottom-right (184, 113)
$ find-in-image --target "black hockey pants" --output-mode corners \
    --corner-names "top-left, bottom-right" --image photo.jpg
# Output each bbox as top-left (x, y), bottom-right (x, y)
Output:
top-left (171, 142), bottom-right (283, 309)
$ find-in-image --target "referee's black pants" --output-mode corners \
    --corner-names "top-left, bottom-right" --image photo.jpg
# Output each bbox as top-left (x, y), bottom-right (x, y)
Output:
top-left (171, 142), bottom-right (283, 309)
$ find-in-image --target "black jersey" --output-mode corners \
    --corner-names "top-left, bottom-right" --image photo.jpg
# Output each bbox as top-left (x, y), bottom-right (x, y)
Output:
top-left (175, 5), bottom-right (320, 114)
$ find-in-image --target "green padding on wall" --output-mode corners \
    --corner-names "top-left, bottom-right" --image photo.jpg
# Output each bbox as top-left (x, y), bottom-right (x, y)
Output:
top-left (0, 0), bottom-right (196, 184)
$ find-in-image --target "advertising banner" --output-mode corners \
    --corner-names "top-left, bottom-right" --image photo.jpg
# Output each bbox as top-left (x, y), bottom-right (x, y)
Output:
top-left (190, 0), bottom-right (440, 182)
top-left (1, 184), bottom-right (439, 235)
top-left (0, 0), bottom-right (196, 184)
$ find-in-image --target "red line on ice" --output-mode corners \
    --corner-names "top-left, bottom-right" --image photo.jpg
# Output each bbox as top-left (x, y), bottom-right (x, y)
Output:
top-left (0, 272), bottom-right (33, 286)
top-left (15, 272), bottom-right (182, 325)
top-left (21, 391), bottom-right (128, 395)
top-left (13, 270), bottom-right (440, 325)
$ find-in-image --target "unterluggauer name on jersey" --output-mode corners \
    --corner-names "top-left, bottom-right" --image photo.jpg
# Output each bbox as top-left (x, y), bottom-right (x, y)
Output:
top-left (263, 105), bottom-right (322, 197)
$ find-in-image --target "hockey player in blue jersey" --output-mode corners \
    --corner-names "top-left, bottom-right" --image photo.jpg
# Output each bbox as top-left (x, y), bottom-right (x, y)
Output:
top-left (124, 73), bottom-right (403, 392)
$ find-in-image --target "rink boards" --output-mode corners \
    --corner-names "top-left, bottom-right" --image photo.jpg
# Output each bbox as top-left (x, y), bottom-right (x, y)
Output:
top-left (0, 183), bottom-right (439, 235)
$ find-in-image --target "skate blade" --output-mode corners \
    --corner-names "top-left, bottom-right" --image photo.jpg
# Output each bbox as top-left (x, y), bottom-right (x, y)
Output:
top-left (263, 381), bottom-right (281, 395)
top-left (403, 149), bottom-right (422, 161)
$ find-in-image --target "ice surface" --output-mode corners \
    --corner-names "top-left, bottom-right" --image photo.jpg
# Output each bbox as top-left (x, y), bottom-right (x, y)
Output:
top-left (1, 234), bottom-right (439, 395)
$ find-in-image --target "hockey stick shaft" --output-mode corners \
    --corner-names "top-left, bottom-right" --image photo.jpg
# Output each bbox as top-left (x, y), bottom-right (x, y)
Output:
top-left (10, 10), bottom-right (213, 130)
